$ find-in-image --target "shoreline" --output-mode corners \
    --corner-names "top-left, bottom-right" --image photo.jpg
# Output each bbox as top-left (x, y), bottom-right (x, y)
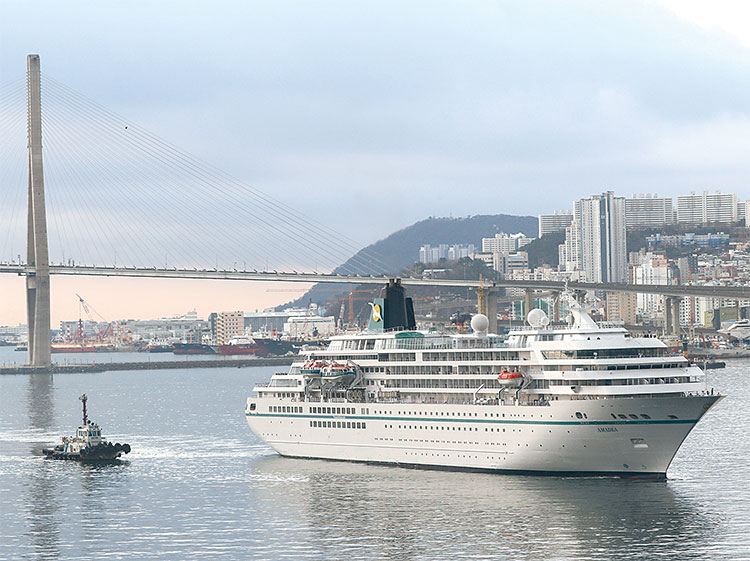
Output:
top-left (0, 356), bottom-right (295, 375)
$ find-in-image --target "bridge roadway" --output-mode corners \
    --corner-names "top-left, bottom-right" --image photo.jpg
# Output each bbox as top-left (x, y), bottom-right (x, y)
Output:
top-left (2, 263), bottom-right (750, 299)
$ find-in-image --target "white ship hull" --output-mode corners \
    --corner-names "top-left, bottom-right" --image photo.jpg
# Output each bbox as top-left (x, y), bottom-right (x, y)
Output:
top-left (247, 395), bottom-right (721, 478)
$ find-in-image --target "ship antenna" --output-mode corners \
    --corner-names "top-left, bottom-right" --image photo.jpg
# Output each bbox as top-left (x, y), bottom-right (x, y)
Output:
top-left (80, 394), bottom-right (88, 425)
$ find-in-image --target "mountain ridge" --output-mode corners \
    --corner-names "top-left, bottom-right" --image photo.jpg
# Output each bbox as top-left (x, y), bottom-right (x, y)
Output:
top-left (283, 213), bottom-right (538, 309)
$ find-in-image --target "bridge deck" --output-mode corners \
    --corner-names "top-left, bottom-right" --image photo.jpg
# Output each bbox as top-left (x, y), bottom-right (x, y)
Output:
top-left (2, 264), bottom-right (750, 298)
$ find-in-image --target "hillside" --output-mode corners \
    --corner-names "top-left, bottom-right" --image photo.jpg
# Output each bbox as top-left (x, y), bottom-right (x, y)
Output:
top-left (334, 214), bottom-right (538, 276)
top-left (283, 213), bottom-right (538, 309)
top-left (525, 231), bottom-right (565, 268)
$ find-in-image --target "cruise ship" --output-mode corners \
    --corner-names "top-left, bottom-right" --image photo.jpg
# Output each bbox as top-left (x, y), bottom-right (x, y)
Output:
top-left (245, 280), bottom-right (722, 478)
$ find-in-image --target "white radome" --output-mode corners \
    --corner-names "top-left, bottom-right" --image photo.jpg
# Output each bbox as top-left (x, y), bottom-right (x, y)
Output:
top-left (527, 308), bottom-right (549, 328)
top-left (470, 313), bottom-right (489, 333)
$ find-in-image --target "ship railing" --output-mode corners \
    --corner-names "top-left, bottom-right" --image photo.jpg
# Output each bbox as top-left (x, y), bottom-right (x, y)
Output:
top-left (509, 321), bottom-right (625, 332)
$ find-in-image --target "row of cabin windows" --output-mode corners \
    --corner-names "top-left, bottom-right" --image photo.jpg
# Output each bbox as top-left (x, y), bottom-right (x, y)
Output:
top-left (307, 354), bottom-right (378, 362)
top-left (607, 413), bottom-right (649, 420)
top-left (363, 366), bottom-right (453, 375)
top-left (575, 411), bottom-right (674, 420)
top-left (424, 351), bottom-right (521, 362)
top-left (311, 420), bottom-right (366, 429)
top-left (370, 410), bottom-right (532, 419)
top-left (270, 406), bottom-right (303, 413)
top-left (379, 378), bottom-right (508, 389)
top-left (311, 406), bottom-right (356, 415)
top-left (541, 363), bottom-right (685, 371)
top-left (366, 365), bottom-right (518, 376)
top-left (533, 376), bottom-right (692, 388)
top-left (542, 348), bottom-right (665, 359)
top-left (378, 353), bottom-right (416, 362)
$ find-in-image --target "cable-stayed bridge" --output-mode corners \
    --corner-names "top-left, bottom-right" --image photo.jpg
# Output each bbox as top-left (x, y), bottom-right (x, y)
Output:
top-left (3, 55), bottom-right (750, 367)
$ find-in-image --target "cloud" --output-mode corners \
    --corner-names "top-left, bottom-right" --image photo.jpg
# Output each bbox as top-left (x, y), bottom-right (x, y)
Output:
top-left (5, 0), bottom-right (750, 324)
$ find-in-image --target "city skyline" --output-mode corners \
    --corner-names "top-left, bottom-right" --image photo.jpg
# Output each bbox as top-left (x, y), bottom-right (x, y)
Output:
top-left (4, 1), bottom-right (750, 324)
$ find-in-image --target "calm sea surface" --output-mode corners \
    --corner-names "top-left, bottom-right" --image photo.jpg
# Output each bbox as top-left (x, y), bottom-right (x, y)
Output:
top-left (1, 347), bottom-right (748, 561)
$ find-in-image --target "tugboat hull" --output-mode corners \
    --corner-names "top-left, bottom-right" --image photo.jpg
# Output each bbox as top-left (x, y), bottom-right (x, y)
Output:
top-left (43, 442), bottom-right (131, 462)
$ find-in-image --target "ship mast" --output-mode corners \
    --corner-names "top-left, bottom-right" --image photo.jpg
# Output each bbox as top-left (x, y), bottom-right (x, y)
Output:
top-left (80, 394), bottom-right (88, 425)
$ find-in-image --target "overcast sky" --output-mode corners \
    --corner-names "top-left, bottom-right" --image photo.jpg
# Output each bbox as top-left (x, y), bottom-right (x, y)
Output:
top-left (2, 0), bottom-right (750, 323)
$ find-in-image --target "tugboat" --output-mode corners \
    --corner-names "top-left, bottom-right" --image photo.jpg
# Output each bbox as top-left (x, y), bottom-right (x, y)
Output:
top-left (42, 394), bottom-right (131, 462)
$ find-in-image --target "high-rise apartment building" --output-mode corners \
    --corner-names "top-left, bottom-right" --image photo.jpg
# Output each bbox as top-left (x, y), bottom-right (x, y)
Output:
top-left (481, 233), bottom-right (533, 254)
top-left (633, 254), bottom-right (673, 316)
top-left (676, 191), bottom-right (738, 225)
top-left (560, 218), bottom-right (581, 272)
top-left (624, 194), bottom-right (674, 230)
top-left (605, 292), bottom-right (638, 324)
top-left (418, 244), bottom-right (476, 264)
top-left (574, 192), bottom-right (627, 283)
top-left (538, 211), bottom-right (573, 237)
top-left (216, 310), bottom-right (244, 345)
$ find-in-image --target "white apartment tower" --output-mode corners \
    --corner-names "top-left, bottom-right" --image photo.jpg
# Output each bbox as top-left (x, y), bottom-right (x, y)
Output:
top-left (676, 191), bottom-right (738, 225)
top-left (481, 233), bottom-right (533, 253)
top-left (538, 211), bottom-right (573, 237)
top-left (561, 218), bottom-right (581, 272)
top-left (574, 192), bottom-right (627, 283)
top-left (633, 254), bottom-right (673, 316)
top-left (624, 194), bottom-right (674, 230)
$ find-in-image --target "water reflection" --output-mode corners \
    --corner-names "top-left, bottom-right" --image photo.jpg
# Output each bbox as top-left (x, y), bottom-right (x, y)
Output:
top-left (27, 372), bottom-right (55, 438)
top-left (250, 456), bottom-right (714, 561)
top-left (25, 373), bottom-right (61, 560)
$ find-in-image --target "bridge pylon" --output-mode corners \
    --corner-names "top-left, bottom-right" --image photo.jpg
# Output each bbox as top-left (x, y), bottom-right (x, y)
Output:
top-left (25, 54), bottom-right (51, 367)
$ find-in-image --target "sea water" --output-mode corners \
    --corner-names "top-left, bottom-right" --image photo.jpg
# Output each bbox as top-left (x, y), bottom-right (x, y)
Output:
top-left (1, 350), bottom-right (747, 560)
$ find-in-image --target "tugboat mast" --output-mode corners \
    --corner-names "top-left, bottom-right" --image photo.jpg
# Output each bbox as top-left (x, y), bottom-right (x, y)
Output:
top-left (80, 394), bottom-right (88, 425)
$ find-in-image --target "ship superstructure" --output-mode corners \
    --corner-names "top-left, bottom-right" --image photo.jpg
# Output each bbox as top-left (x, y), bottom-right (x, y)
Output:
top-left (245, 280), bottom-right (722, 478)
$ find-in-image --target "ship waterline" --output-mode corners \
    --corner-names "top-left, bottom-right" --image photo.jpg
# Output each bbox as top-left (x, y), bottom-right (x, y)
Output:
top-left (245, 281), bottom-right (722, 478)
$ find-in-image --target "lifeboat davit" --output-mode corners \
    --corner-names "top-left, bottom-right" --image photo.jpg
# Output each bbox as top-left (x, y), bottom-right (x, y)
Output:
top-left (300, 360), bottom-right (327, 375)
top-left (498, 370), bottom-right (524, 387)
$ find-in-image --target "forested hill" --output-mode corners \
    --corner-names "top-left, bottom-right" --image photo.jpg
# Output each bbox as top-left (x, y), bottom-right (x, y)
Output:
top-left (335, 214), bottom-right (538, 275)
top-left (283, 214), bottom-right (537, 309)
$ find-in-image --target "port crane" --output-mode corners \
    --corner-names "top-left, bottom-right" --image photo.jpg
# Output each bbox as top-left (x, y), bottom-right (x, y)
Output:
top-left (74, 294), bottom-right (113, 342)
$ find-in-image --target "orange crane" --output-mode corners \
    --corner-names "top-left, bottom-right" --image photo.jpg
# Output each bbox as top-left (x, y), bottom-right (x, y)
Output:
top-left (75, 294), bottom-right (112, 342)
top-left (700, 332), bottom-right (719, 349)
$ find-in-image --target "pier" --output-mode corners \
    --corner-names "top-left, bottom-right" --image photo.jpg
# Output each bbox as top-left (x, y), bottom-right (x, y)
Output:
top-left (0, 356), bottom-right (294, 375)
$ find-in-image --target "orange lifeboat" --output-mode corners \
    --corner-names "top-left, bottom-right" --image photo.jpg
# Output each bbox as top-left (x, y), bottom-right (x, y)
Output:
top-left (498, 370), bottom-right (524, 387)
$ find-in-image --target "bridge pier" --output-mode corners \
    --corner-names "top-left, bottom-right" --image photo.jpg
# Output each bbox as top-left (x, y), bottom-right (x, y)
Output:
top-left (664, 297), bottom-right (681, 336)
top-left (671, 297), bottom-right (681, 336)
top-left (25, 54), bottom-right (51, 367)
top-left (487, 288), bottom-right (498, 334)
top-left (524, 289), bottom-right (534, 319)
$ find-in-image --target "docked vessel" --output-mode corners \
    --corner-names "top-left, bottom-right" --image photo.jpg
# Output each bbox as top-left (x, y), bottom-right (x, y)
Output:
top-left (51, 343), bottom-right (115, 353)
top-left (219, 336), bottom-right (299, 357)
top-left (146, 338), bottom-right (174, 353)
top-left (246, 280), bottom-right (722, 478)
top-left (173, 342), bottom-right (217, 355)
top-left (42, 394), bottom-right (131, 462)
top-left (718, 318), bottom-right (750, 340)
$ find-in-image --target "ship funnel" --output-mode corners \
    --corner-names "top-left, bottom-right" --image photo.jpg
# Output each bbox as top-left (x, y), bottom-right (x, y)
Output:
top-left (367, 279), bottom-right (416, 332)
